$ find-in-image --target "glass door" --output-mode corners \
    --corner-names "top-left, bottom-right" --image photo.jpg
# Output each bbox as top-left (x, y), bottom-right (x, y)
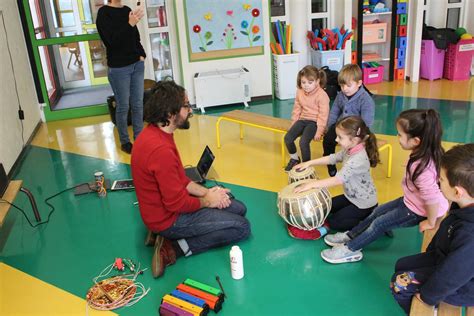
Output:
top-left (78, 0), bottom-right (108, 85)
top-left (144, 0), bottom-right (178, 82)
top-left (29, 0), bottom-right (60, 104)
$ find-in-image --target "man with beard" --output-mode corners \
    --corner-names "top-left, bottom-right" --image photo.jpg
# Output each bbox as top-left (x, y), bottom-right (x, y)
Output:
top-left (131, 81), bottom-right (251, 278)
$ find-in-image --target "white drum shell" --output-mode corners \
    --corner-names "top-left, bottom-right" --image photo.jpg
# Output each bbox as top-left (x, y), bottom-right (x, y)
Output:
top-left (277, 179), bottom-right (332, 230)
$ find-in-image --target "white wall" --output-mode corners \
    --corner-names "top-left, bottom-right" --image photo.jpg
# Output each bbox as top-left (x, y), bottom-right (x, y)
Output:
top-left (0, 1), bottom-right (41, 173)
top-left (173, 0), bottom-right (272, 103)
top-left (427, 0), bottom-right (474, 31)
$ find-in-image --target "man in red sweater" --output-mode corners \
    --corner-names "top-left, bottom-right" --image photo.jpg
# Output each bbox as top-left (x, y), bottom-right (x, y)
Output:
top-left (131, 81), bottom-right (251, 278)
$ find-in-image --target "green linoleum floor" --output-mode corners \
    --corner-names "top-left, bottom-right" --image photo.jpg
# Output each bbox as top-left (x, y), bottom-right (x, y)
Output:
top-left (203, 95), bottom-right (474, 143)
top-left (0, 145), bottom-right (422, 315)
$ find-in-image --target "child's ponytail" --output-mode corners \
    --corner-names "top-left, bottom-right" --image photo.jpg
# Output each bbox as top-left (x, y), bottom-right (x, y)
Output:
top-left (336, 116), bottom-right (379, 167)
top-left (396, 109), bottom-right (444, 187)
top-left (317, 68), bottom-right (327, 89)
top-left (365, 132), bottom-right (379, 167)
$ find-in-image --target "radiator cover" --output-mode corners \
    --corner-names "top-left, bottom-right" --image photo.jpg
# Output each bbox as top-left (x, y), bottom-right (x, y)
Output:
top-left (193, 67), bottom-right (250, 112)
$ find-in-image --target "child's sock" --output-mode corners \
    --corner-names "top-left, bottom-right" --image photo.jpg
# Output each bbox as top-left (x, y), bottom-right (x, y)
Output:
top-left (315, 226), bottom-right (329, 238)
top-left (315, 221), bottom-right (330, 239)
top-left (290, 153), bottom-right (299, 160)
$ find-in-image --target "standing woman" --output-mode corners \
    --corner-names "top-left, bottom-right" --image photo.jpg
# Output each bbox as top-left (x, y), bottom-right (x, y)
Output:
top-left (97, 1), bottom-right (146, 153)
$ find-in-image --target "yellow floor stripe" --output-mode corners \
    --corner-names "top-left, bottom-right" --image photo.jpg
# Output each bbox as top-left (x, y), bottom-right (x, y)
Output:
top-left (0, 263), bottom-right (117, 316)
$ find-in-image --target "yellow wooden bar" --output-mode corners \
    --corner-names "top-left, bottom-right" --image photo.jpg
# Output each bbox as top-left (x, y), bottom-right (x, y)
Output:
top-left (216, 110), bottom-right (393, 176)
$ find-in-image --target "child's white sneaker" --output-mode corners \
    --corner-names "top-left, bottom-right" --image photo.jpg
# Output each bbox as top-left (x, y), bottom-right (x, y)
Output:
top-left (321, 244), bottom-right (363, 264)
top-left (324, 231), bottom-right (351, 247)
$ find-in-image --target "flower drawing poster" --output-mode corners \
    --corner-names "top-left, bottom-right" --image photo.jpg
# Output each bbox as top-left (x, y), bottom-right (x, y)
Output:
top-left (184, 0), bottom-right (264, 55)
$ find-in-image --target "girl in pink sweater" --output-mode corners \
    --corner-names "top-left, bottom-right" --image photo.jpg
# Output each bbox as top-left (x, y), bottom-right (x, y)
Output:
top-left (321, 109), bottom-right (449, 264)
top-left (284, 66), bottom-right (330, 171)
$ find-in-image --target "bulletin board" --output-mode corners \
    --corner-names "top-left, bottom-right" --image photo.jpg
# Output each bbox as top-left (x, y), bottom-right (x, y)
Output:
top-left (184, 0), bottom-right (264, 61)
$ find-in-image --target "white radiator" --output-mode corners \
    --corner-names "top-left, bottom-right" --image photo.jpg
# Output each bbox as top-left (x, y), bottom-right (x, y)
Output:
top-left (193, 67), bottom-right (251, 113)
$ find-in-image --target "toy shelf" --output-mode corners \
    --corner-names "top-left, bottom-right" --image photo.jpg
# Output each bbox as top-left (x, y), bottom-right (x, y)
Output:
top-left (355, 0), bottom-right (404, 82)
top-left (363, 11), bottom-right (392, 17)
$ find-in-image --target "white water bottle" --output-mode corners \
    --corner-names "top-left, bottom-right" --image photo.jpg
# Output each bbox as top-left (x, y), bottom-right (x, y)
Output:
top-left (230, 245), bottom-right (244, 280)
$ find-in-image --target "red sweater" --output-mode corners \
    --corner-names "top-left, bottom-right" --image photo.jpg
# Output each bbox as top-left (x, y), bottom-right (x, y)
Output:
top-left (131, 125), bottom-right (200, 232)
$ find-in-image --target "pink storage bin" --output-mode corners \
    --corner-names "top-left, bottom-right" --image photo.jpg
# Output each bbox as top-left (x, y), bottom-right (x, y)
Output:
top-left (443, 39), bottom-right (474, 81)
top-left (363, 66), bottom-right (384, 84)
top-left (420, 40), bottom-right (445, 80)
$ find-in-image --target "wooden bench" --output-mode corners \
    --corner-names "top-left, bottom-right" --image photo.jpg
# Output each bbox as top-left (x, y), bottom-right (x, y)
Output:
top-left (410, 224), bottom-right (474, 316)
top-left (215, 110), bottom-right (392, 177)
top-left (0, 180), bottom-right (41, 227)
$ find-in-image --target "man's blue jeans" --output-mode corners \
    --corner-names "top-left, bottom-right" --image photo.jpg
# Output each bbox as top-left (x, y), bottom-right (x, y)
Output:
top-left (347, 197), bottom-right (424, 251)
top-left (159, 199), bottom-right (251, 256)
top-left (108, 60), bottom-right (144, 144)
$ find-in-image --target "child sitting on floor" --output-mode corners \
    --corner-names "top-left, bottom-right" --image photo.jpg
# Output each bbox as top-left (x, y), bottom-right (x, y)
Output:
top-left (290, 116), bottom-right (379, 240)
top-left (390, 143), bottom-right (474, 314)
top-left (321, 109), bottom-right (449, 264)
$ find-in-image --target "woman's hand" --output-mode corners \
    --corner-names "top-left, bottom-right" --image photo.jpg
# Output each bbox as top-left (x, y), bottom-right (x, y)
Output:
top-left (314, 134), bottom-right (322, 141)
top-left (139, 56), bottom-right (145, 61)
top-left (129, 7), bottom-right (144, 26)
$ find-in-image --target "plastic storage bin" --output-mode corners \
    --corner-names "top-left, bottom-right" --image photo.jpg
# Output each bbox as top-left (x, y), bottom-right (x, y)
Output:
top-left (363, 23), bottom-right (387, 44)
top-left (443, 39), bottom-right (474, 81)
top-left (420, 40), bottom-right (445, 81)
top-left (310, 49), bottom-right (344, 71)
top-left (273, 53), bottom-right (300, 100)
top-left (363, 65), bottom-right (384, 84)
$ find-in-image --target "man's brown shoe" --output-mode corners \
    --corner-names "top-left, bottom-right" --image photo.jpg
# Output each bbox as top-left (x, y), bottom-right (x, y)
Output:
top-left (151, 237), bottom-right (177, 278)
top-left (144, 230), bottom-right (157, 247)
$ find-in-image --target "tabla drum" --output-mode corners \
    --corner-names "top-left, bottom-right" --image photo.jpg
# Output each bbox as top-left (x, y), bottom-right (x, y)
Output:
top-left (277, 179), bottom-right (332, 230)
top-left (287, 166), bottom-right (318, 184)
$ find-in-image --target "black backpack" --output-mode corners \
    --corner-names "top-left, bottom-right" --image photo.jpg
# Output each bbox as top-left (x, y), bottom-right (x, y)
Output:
top-left (321, 66), bottom-right (340, 99)
top-left (422, 24), bottom-right (459, 50)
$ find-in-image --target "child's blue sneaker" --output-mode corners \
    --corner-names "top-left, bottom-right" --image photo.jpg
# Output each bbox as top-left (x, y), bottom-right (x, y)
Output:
top-left (324, 231), bottom-right (351, 247)
top-left (321, 245), bottom-right (363, 264)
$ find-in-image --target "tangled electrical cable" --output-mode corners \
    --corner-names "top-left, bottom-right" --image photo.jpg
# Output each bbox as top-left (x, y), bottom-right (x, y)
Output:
top-left (0, 182), bottom-right (93, 228)
top-left (86, 259), bottom-right (149, 311)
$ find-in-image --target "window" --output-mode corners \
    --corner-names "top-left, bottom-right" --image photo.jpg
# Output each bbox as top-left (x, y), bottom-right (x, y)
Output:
top-left (446, 8), bottom-right (461, 28)
top-left (270, 0), bottom-right (286, 17)
top-left (311, 0), bottom-right (327, 13)
top-left (270, 0), bottom-right (289, 23)
top-left (445, 0), bottom-right (464, 29)
top-left (308, 0), bottom-right (329, 34)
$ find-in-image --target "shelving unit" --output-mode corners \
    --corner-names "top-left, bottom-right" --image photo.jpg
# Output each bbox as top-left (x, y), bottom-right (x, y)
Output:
top-left (354, 0), bottom-right (405, 82)
top-left (393, 0), bottom-right (408, 80)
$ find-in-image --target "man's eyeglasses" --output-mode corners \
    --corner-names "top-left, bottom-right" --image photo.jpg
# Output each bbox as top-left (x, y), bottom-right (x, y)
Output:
top-left (182, 103), bottom-right (192, 110)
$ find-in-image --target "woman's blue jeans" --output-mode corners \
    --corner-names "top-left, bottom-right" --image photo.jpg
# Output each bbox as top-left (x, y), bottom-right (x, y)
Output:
top-left (347, 197), bottom-right (424, 251)
top-left (108, 60), bottom-right (144, 145)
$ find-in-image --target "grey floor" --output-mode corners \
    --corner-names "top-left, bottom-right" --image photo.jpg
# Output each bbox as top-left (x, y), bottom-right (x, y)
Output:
top-left (52, 84), bottom-right (113, 110)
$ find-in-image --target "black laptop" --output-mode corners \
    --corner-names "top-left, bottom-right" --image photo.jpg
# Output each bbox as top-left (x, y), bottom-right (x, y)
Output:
top-left (0, 163), bottom-right (10, 198)
top-left (185, 146), bottom-right (215, 184)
